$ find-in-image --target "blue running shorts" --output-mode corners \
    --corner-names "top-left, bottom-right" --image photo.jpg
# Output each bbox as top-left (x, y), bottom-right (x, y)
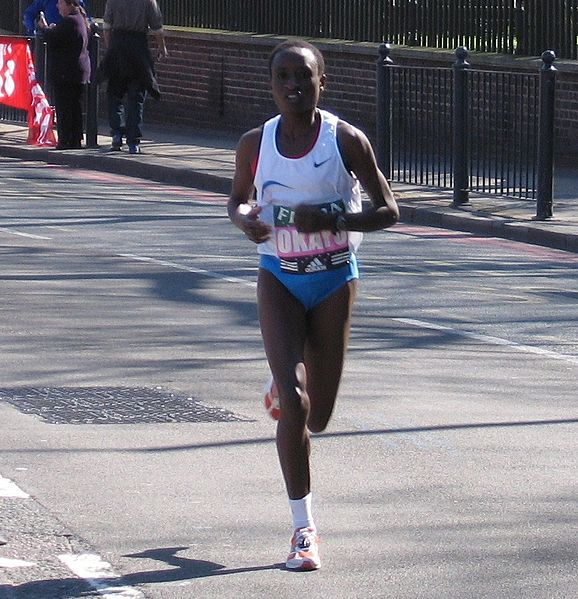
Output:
top-left (259, 253), bottom-right (359, 311)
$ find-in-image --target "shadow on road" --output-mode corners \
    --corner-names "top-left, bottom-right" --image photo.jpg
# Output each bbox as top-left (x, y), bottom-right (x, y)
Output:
top-left (1, 417), bottom-right (576, 455)
top-left (0, 547), bottom-right (283, 599)
top-left (123, 546), bottom-right (283, 580)
top-left (130, 417), bottom-right (578, 453)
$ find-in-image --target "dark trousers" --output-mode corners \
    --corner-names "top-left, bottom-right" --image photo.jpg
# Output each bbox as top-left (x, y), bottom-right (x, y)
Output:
top-left (107, 78), bottom-right (146, 145)
top-left (53, 82), bottom-right (85, 148)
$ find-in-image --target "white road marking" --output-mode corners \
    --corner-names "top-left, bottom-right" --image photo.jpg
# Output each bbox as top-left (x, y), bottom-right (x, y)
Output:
top-left (117, 253), bottom-right (578, 366)
top-left (0, 475), bottom-right (29, 498)
top-left (117, 252), bottom-right (256, 287)
top-left (0, 558), bottom-right (36, 568)
top-left (0, 474), bottom-right (142, 596)
top-left (0, 227), bottom-right (51, 240)
top-left (46, 225), bottom-right (75, 232)
top-left (394, 317), bottom-right (578, 365)
top-left (59, 554), bottom-right (145, 598)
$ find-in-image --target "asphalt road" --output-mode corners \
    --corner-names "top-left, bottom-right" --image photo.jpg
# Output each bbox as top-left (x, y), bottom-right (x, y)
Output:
top-left (0, 159), bottom-right (576, 599)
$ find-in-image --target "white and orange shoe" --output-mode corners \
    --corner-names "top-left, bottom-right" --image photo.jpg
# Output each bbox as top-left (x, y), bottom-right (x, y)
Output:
top-left (263, 376), bottom-right (281, 420)
top-left (285, 527), bottom-right (321, 571)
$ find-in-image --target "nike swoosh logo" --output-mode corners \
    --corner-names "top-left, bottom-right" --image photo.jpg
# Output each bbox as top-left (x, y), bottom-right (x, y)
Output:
top-left (313, 158), bottom-right (331, 168)
top-left (262, 180), bottom-right (292, 192)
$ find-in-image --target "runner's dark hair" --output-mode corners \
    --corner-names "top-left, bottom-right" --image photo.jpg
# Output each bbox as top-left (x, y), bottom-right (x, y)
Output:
top-left (268, 40), bottom-right (325, 76)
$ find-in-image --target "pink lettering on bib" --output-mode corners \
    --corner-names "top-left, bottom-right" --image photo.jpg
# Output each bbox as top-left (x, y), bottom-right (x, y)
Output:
top-left (274, 200), bottom-right (350, 274)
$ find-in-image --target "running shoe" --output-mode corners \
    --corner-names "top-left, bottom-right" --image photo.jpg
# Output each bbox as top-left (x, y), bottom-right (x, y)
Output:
top-left (263, 376), bottom-right (281, 420)
top-left (285, 527), bottom-right (321, 571)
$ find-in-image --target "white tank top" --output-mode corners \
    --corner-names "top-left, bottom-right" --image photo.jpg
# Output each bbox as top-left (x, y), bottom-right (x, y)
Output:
top-left (254, 109), bottom-right (363, 273)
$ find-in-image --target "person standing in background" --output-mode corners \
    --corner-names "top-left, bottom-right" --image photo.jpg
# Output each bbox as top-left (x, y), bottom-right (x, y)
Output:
top-left (37, 0), bottom-right (91, 149)
top-left (23, 0), bottom-right (90, 89)
top-left (99, 0), bottom-right (167, 154)
top-left (23, 0), bottom-right (90, 34)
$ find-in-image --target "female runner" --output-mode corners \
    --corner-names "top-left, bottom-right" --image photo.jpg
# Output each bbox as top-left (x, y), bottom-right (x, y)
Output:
top-left (228, 39), bottom-right (399, 571)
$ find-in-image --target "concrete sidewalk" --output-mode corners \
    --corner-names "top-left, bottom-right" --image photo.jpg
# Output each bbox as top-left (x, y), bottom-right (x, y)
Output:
top-left (1, 121), bottom-right (577, 252)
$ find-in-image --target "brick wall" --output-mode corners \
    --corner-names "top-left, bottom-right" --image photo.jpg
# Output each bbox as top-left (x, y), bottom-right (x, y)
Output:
top-left (107, 29), bottom-right (578, 158)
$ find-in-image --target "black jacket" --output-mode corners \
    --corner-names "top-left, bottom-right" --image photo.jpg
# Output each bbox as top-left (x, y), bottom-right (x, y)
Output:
top-left (42, 11), bottom-right (90, 85)
top-left (96, 30), bottom-right (160, 99)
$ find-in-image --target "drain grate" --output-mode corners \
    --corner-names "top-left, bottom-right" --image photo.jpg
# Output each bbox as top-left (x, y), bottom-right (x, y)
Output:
top-left (0, 387), bottom-right (249, 425)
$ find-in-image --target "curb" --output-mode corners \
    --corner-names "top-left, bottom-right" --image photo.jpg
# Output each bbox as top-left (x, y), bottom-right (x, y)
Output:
top-left (0, 143), bottom-right (233, 195)
top-left (399, 203), bottom-right (578, 253)
top-left (1, 142), bottom-right (577, 254)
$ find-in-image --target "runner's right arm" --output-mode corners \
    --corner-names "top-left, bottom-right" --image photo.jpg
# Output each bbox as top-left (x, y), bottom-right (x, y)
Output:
top-left (228, 128), bottom-right (272, 244)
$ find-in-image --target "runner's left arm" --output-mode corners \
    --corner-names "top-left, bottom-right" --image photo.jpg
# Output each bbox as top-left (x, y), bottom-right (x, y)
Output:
top-left (294, 121), bottom-right (399, 234)
top-left (337, 121), bottom-right (399, 232)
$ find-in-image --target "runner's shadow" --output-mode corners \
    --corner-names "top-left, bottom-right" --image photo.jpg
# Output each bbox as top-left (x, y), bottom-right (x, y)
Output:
top-left (0, 549), bottom-right (283, 599)
top-left (0, 547), bottom-right (285, 599)
top-left (122, 546), bottom-right (283, 583)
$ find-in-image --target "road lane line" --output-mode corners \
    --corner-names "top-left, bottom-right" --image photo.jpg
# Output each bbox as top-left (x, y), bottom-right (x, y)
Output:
top-left (117, 252), bottom-right (256, 287)
top-left (0, 227), bottom-right (52, 240)
top-left (394, 317), bottom-right (578, 365)
top-left (0, 475), bottom-right (29, 498)
top-left (117, 253), bottom-right (577, 365)
top-left (59, 554), bottom-right (145, 599)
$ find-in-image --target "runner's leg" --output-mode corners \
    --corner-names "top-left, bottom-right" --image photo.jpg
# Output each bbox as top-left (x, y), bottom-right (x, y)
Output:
top-left (305, 279), bottom-right (357, 433)
top-left (258, 268), bottom-right (310, 500)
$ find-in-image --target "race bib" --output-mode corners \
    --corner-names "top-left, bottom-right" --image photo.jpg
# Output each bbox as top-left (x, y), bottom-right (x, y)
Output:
top-left (274, 200), bottom-right (350, 274)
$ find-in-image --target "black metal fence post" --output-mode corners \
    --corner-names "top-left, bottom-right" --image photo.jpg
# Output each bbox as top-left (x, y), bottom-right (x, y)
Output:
top-left (376, 43), bottom-right (393, 180)
top-left (18, 0), bottom-right (28, 34)
top-left (85, 30), bottom-right (100, 148)
top-left (33, 31), bottom-right (47, 88)
top-left (535, 50), bottom-right (557, 221)
top-left (407, 0), bottom-right (419, 46)
top-left (514, 1), bottom-right (527, 56)
top-left (452, 46), bottom-right (469, 207)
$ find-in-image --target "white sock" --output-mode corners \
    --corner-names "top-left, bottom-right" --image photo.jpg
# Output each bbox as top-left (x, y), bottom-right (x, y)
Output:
top-left (289, 492), bottom-right (315, 530)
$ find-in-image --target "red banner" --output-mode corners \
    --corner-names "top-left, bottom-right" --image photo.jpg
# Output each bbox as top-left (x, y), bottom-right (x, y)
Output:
top-left (27, 82), bottom-right (57, 146)
top-left (0, 36), bottom-right (56, 146)
top-left (0, 37), bottom-right (35, 111)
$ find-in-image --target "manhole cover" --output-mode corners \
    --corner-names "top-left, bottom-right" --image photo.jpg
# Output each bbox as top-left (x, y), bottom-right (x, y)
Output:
top-left (0, 387), bottom-right (249, 424)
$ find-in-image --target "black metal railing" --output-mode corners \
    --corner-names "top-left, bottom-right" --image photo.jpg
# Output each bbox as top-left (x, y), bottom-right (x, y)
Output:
top-left (0, 1), bottom-right (21, 34)
top-left (84, 0), bottom-right (578, 60)
top-left (467, 69), bottom-right (540, 201)
top-left (376, 45), bottom-right (558, 218)
top-left (388, 66), bottom-right (454, 191)
top-left (4, 1), bottom-right (576, 59)
top-left (0, 104), bottom-right (27, 124)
